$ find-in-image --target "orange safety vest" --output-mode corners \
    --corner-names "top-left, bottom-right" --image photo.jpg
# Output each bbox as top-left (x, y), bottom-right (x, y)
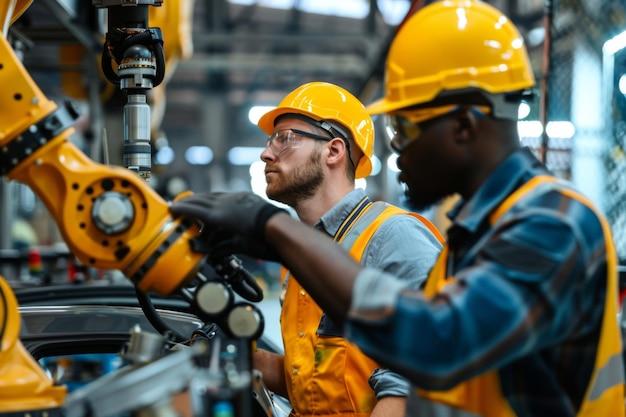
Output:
top-left (415, 175), bottom-right (625, 417)
top-left (280, 200), bottom-right (443, 417)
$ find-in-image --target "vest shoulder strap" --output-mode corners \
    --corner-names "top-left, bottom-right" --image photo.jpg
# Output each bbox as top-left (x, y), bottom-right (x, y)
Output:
top-left (346, 202), bottom-right (444, 261)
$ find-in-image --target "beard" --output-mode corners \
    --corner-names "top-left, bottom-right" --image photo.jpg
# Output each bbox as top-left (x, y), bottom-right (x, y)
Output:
top-left (402, 183), bottom-right (449, 213)
top-left (266, 150), bottom-right (325, 207)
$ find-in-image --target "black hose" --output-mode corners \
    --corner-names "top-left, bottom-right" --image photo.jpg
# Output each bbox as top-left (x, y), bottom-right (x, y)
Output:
top-left (134, 287), bottom-right (188, 343)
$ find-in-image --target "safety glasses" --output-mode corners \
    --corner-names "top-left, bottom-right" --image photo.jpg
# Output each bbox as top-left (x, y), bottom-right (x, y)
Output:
top-left (267, 115), bottom-right (357, 170)
top-left (265, 128), bottom-right (333, 156)
top-left (384, 105), bottom-right (490, 153)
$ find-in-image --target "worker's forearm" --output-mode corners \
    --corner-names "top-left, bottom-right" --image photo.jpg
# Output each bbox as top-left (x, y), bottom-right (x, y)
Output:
top-left (370, 396), bottom-right (407, 417)
top-left (265, 213), bottom-right (362, 322)
top-left (253, 349), bottom-right (288, 398)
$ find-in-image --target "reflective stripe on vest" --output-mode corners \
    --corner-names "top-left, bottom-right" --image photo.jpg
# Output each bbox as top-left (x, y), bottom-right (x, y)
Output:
top-left (415, 175), bottom-right (625, 417)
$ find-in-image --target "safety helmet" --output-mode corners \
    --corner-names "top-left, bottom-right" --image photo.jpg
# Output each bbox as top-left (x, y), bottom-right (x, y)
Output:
top-left (366, 0), bottom-right (535, 115)
top-left (258, 82), bottom-right (374, 178)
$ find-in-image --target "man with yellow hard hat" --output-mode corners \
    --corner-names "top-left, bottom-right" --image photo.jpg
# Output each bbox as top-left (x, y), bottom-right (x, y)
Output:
top-left (228, 81), bottom-right (443, 417)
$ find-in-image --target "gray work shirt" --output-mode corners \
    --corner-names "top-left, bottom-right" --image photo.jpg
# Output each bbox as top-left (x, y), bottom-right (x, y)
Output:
top-left (313, 188), bottom-right (443, 398)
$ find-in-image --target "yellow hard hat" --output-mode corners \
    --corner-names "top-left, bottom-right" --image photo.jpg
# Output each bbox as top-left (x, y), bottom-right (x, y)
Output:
top-left (367, 0), bottom-right (535, 115)
top-left (258, 82), bottom-right (374, 178)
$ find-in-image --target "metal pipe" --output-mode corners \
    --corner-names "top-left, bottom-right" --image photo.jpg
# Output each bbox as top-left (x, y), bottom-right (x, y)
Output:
top-left (539, 0), bottom-right (553, 164)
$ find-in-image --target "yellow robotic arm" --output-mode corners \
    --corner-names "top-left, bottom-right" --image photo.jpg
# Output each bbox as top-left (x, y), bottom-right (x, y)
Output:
top-left (0, 0), bottom-right (207, 412)
top-left (0, 278), bottom-right (66, 411)
top-left (1, 0), bottom-right (205, 298)
top-left (0, 36), bottom-right (204, 295)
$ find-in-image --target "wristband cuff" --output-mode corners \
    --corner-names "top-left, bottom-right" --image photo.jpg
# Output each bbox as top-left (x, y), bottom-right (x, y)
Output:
top-left (254, 204), bottom-right (286, 240)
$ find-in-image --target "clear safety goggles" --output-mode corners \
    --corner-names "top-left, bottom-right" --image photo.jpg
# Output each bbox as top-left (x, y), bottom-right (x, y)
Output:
top-left (384, 105), bottom-right (491, 154)
top-left (265, 128), bottom-right (333, 156)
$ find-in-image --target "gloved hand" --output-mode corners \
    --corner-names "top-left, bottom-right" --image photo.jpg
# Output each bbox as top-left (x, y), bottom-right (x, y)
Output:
top-left (208, 231), bottom-right (283, 264)
top-left (170, 192), bottom-right (287, 240)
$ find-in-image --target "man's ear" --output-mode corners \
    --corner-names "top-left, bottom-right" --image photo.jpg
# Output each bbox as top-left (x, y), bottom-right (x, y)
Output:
top-left (454, 107), bottom-right (480, 144)
top-left (325, 138), bottom-right (346, 166)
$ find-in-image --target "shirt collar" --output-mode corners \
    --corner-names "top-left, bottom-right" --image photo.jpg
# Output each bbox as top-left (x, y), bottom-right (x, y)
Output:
top-left (448, 147), bottom-right (549, 234)
top-left (314, 188), bottom-right (368, 236)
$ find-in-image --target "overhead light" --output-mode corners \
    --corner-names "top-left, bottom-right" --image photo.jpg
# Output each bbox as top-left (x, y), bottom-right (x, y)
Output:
top-left (249, 161), bottom-right (267, 198)
top-left (518, 121), bottom-right (543, 138)
top-left (377, 0), bottom-right (410, 25)
top-left (185, 146), bottom-right (214, 165)
top-left (603, 30), bottom-right (626, 55)
top-left (527, 27), bottom-right (545, 48)
top-left (228, 146), bottom-right (265, 165)
top-left (619, 74), bottom-right (626, 95)
top-left (230, 0), bottom-right (291, 9)
top-left (387, 154), bottom-right (399, 172)
top-left (229, 0), bottom-right (369, 19)
top-left (517, 121), bottom-right (576, 139)
top-left (518, 101), bottom-right (531, 119)
top-left (297, 0), bottom-right (368, 19)
top-left (155, 146), bottom-right (174, 165)
top-left (165, 177), bottom-right (190, 198)
top-left (545, 121), bottom-right (576, 139)
top-left (249, 106), bottom-right (275, 125)
top-left (370, 155), bottom-right (381, 176)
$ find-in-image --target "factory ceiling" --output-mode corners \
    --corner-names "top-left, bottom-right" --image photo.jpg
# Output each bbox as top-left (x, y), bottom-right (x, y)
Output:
top-left (9, 0), bottom-right (626, 194)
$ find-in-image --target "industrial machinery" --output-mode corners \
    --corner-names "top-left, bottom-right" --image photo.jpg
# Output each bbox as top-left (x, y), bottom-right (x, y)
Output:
top-left (0, 0), bottom-right (267, 415)
top-left (95, 0), bottom-right (165, 179)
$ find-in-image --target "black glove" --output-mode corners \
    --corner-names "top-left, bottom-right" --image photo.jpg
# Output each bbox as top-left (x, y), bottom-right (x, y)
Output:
top-left (170, 192), bottom-right (287, 240)
top-left (207, 230), bottom-right (283, 264)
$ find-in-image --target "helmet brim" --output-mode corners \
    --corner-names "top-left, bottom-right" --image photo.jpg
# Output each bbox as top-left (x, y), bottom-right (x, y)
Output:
top-left (355, 156), bottom-right (372, 179)
top-left (366, 96), bottom-right (421, 116)
top-left (366, 97), bottom-right (392, 116)
top-left (257, 107), bottom-right (322, 135)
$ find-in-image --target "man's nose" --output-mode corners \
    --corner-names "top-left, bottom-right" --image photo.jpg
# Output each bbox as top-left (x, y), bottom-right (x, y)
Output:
top-left (261, 145), bottom-right (275, 161)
